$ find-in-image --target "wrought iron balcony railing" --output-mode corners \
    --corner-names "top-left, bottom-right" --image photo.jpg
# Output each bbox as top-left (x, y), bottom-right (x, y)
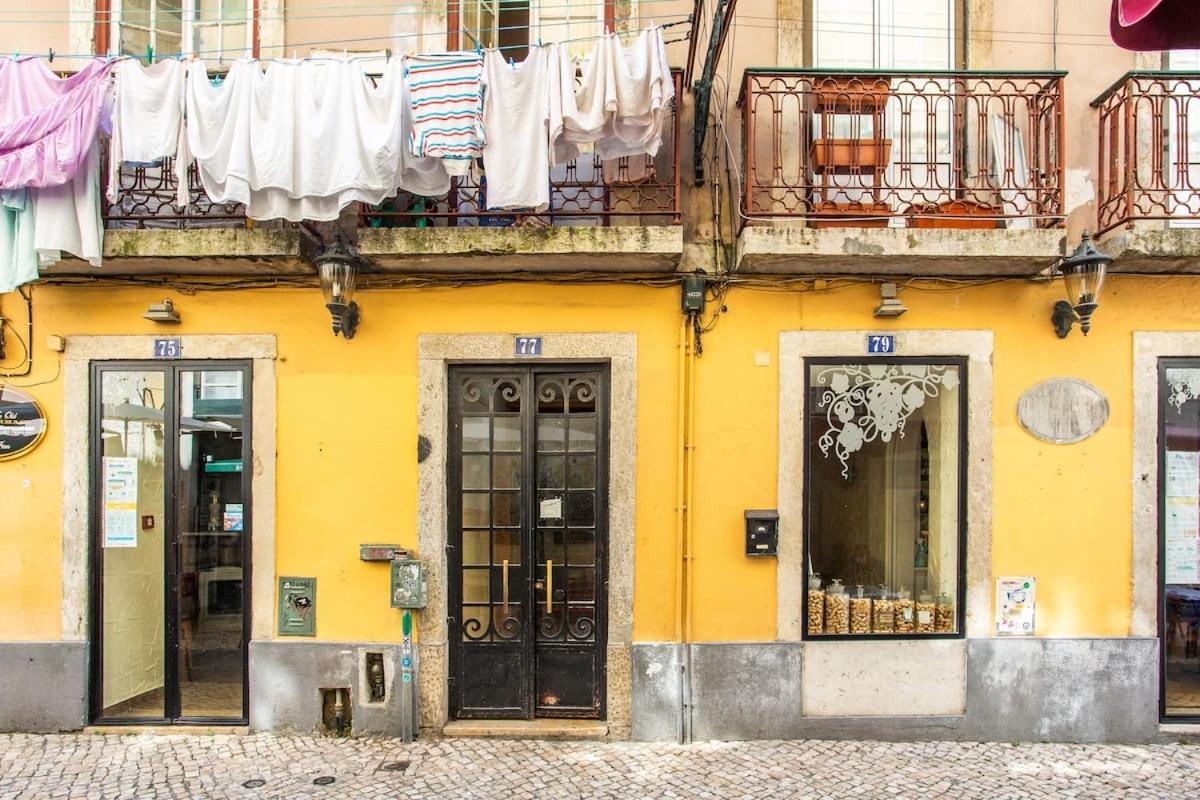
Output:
top-left (102, 71), bottom-right (682, 231)
top-left (738, 69), bottom-right (1065, 229)
top-left (1094, 71), bottom-right (1200, 235)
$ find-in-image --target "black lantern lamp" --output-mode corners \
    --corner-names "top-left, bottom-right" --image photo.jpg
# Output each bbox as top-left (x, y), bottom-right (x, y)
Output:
top-left (1052, 230), bottom-right (1113, 338)
top-left (315, 238), bottom-right (360, 340)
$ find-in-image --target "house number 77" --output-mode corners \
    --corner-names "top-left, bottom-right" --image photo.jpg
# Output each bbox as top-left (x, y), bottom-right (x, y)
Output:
top-left (514, 336), bottom-right (543, 357)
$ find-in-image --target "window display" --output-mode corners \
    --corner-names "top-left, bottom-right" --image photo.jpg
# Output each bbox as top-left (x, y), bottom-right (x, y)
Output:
top-left (803, 359), bottom-right (965, 637)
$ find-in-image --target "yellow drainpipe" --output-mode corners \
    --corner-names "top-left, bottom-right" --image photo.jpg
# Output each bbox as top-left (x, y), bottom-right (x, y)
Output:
top-left (674, 315), bottom-right (688, 644)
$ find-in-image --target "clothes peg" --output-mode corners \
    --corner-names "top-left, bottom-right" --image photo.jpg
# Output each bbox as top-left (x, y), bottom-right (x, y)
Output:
top-left (47, 48), bottom-right (54, 63)
top-left (145, 44), bottom-right (153, 65)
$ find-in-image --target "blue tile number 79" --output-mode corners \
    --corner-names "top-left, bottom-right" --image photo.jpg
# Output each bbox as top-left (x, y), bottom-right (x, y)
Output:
top-left (866, 334), bottom-right (896, 354)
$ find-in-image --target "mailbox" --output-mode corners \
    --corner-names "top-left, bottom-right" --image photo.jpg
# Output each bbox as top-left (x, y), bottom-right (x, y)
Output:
top-left (390, 556), bottom-right (428, 609)
top-left (745, 509), bottom-right (779, 557)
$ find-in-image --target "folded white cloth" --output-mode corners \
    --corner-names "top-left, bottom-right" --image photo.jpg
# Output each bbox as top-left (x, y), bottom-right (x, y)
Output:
top-left (481, 46), bottom-right (553, 210)
top-left (108, 59), bottom-right (189, 207)
top-left (33, 141), bottom-right (103, 267)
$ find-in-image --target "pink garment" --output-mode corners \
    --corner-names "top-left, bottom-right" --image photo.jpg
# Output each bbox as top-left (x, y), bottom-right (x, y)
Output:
top-left (1118, 0), bottom-right (1162, 26)
top-left (0, 58), bottom-right (113, 190)
top-left (1110, 0), bottom-right (1200, 50)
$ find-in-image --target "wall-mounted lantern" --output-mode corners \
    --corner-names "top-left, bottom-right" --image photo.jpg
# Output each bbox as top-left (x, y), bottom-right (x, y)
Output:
top-left (1052, 231), bottom-right (1113, 338)
top-left (315, 238), bottom-right (360, 340)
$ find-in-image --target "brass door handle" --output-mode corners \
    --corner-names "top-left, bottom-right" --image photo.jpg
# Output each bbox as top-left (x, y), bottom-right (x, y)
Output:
top-left (501, 559), bottom-right (509, 612)
top-left (545, 559), bottom-right (553, 614)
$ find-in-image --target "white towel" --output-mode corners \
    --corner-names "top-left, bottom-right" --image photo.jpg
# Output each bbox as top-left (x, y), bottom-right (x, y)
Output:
top-left (107, 59), bottom-right (189, 208)
top-left (481, 46), bottom-right (553, 210)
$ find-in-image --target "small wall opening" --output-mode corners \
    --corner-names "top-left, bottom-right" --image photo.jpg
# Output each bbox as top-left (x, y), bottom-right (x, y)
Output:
top-left (365, 652), bottom-right (386, 704)
top-left (320, 687), bottom-right (352, 736)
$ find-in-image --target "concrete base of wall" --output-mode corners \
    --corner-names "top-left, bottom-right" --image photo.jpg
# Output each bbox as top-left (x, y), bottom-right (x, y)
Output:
top-left (249, 640), bottom-right (417, 736)
top-left (631, 638), bottom-right (1159, 744)
top-left (0, 642), bottom-right (87, 732)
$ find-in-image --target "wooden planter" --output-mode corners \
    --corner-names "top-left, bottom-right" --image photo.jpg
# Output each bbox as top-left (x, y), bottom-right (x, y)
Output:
top-left (812, 138), bottom-right (893, 172)
top-left (908, 200), bottom-right (1000, 229)
top-left (811, 200), bottom-right (893, 228)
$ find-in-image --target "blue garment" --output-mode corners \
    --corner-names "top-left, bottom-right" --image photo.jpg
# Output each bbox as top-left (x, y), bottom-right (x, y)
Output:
top-left (0, 189), bottom-right (37, 294)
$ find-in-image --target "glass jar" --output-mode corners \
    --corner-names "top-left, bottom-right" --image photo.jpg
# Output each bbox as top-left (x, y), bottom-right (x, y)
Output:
top-left (807, 574), bottom-right (825, 634)
top-left (824, 579), bottom-right (849, 634)
top-left (916, 591), bottom-right (936, 633)
top-left (894, 587), bottom-right (915, 633)
top-left (849, 584), bottom-right (871, 634)
top-left (872, 587), bottom-right (895, 634)
top-left (935, 592), bottom-right (955, 633)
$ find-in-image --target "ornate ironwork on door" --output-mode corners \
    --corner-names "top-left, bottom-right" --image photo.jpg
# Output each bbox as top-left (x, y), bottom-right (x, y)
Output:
top-left (448, 366), bottom-right (608, 720)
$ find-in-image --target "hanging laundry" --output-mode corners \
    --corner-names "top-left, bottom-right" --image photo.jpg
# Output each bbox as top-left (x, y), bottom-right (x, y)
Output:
top-left (481, 46), bottom-right (553, 211)
top-left (404, 52), bottom-right (485, 177)
top-left (32, 141), bottom-right (104, 269)
top-left (398, 71), bottom-right (452, 198)
top-left (108, 59), bottom-right (189, 208)
top-left (186, 58), bottom-right (409, 222)
top-left (550, 28), bottom-right (675, 166)
top-left (0, 190), bottom-right (37, 294)
top-left (0, 58), bottom-right (113, 190)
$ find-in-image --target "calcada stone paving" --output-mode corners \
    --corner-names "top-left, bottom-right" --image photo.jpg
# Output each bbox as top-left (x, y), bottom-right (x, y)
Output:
top-left (2, 733), bottom-right (1200, 799)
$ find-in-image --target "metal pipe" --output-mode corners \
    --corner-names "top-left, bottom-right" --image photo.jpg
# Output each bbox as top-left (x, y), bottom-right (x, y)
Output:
top-left (681, 311), bottom-right (699, 744)
top-left (673, 315), bottom-right (688, 744)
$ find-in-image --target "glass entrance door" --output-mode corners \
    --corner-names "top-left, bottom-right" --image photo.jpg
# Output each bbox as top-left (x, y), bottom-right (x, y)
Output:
top-left (1161, 359), bottom-right (1200, 718)
top-left (447, 365), bottom-right (609, 720)
top-left (91, 362), bottom-right (251, 724)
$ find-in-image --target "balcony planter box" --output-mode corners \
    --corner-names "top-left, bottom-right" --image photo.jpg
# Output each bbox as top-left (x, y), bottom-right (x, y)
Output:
top-left (907, 200), bottom-right (1001, 229)
top-left (810, 200), bottom-right (893, 228)
top-left (811, 138), bottom-right (893, 172)
top-left (812, 76), bottom-right (893, 113)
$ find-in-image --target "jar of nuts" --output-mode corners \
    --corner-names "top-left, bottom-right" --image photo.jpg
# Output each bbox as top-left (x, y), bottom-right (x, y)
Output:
top-left (849, 585), bottom-right (871, 634)
top-left (916, 592), bottom-right (936, 633)
top-left (935, 592), bottom-right (955, 633)
top-left (895, 587), bottom-right (915, 633)
top-left (808, 574), bottom-right (825, 635)
top-left (824, 579), bottom-right (849, 634)
top-left (872, 588), bottom-right (895, 634)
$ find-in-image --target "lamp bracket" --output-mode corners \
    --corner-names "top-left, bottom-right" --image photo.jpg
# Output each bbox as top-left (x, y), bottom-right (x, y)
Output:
top-left (1051, 300), bottom-right (1076, 339)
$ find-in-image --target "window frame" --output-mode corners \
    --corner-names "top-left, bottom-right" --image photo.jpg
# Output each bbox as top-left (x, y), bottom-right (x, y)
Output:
top-left (95, 0), bottom-right (259, 61)
top-left (804, 0), bottom-right (966, 70)
top-left (446, 0), bottom-right (615, 52)
top-left (800, 354), bottom-right (969, 641)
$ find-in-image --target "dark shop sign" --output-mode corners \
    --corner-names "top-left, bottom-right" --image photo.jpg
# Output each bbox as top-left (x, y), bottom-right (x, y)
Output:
top-left (0, 387), bottom-right (47, 462)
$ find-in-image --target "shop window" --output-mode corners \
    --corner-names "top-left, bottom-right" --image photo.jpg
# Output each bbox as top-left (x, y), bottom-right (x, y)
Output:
top-left (101, 0), bottom-right (254, 64)
top-left (803, 358), bottom-right (966, 637)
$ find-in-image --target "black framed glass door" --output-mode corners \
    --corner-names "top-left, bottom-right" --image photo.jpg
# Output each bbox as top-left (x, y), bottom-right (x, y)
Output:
top-left (90, 361), bottom-right (251, 724)
top-left (447, 364), bottom-right (609, 720)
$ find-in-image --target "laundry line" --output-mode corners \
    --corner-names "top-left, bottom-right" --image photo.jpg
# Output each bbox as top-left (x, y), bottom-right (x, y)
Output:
top-left (0, 16), bottom-right (692, 63)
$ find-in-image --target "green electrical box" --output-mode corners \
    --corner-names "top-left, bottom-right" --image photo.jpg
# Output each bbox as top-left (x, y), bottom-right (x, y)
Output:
top-left (390, 556), bottom-right (428, 609)
top-left (681, 275), bottom-right (706, 313)
top-left (278, 576), bottom-right (317, 636)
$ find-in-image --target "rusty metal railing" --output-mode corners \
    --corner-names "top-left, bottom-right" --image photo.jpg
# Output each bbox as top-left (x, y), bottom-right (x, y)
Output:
top-left (738, 69), bottom-right (1065, 229)
top-left (1093, 72), bottom-right (1200, 235)
top-left (102, 70), bottom-right (682, 231)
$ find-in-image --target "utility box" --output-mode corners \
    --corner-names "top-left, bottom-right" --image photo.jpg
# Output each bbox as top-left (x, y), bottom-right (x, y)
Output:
top-left (681, 275), bottom-right (706, 313)
top-left (390, 556), bottom-right (428, 609)
top-left (744, 510), bottom-right (779, 557)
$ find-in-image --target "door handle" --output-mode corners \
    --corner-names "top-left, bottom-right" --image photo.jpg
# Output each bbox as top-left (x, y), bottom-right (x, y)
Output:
top-left (545, 559), bottom-right (553, 614)
top-left (501, 559), bottom-right (509, 613)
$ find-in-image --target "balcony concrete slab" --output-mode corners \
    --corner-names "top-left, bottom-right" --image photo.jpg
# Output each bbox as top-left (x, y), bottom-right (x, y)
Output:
top-left (1099, 227), bottom-right (1200, 273)
top-left (41, 228), bottom-right (312, 276)
top-left (359, 225), bottom-right (684, 273)
top-left (736, 224), bottom-right (1065, 277)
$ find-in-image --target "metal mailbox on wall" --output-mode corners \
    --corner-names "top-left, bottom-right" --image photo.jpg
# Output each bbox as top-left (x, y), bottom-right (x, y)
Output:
top-left (278, 576), bottom-right (317, 636)
top-left (390, 556), bottom-right (427, 609)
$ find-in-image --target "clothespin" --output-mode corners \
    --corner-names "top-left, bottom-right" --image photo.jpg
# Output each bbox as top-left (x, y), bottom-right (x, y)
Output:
top-left (145, 44), bottom-right (153, 65)
top-left (47, 48), bottom-right (54, 63)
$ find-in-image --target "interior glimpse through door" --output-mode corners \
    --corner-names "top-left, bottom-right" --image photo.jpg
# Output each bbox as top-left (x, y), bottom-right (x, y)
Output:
top-left (448, 365), bottom-right (609, 720)
top-left (92, 362), bottom-right (250, 724)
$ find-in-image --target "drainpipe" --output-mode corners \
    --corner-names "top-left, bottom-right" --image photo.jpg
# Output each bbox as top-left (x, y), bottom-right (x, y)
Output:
top-left (674, 316), bottom-right (688, 744)
top-left (675, 313), bottom-right (700, 744)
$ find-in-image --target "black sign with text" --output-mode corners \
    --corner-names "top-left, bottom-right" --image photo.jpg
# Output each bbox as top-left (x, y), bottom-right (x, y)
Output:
top-left (0, 387), bottom-right (46, 461)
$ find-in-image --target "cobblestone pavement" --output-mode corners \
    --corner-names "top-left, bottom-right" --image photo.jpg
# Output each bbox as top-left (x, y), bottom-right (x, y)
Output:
top-left (3, 733), bottom-right (1200, 799)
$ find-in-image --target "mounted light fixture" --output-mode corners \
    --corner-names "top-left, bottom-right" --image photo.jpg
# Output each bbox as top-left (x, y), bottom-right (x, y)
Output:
top-left (1052, 231), bottom-right (1113, 338)
top-left (874, 282), bottom-right (907, 318)
top-left (315, 237), bottom-right (360, 340)
top-left (143, 299), bottom-right (181, 324)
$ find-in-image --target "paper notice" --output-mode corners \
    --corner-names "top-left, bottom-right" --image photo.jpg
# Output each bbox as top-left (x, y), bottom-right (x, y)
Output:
top-left (539, 496), bottom-right (563, 520)
top-left (103, 456), bottom-right (138, 548)
top-left (1167, 450), bottom-right (1200, 499)
top-left (1166, 497), bottom-right (1200, 584)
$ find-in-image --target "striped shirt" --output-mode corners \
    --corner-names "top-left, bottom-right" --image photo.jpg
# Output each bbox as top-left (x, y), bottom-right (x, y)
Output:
top-left (404, 52), bottom-right (486, 174)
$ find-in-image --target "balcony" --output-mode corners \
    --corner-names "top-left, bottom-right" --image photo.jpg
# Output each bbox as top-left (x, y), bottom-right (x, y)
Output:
top-left (735, 69), bottom-right (1066, 276)
top-left (50, 72), bottom-right (684, 277)
top-left (1094, 72), bottom-right (1200, 272)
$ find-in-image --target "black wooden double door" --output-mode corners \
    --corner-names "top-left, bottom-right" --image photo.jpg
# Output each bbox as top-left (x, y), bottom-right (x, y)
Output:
top-left (448, 365), bottom-right (609, 719)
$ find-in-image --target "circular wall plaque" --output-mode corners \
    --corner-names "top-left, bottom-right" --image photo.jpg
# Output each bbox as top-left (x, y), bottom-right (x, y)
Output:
top-left (0, 387), bottom-right (47, 461)
top-left (1017, 378), bottom-right (1109, 444)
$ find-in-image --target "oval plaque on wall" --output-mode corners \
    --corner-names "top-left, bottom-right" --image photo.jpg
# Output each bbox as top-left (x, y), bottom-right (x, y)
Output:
top-left (1017, 378), bottom-right (1109, 444)
top-left (0, 386), bottom-right (47, 461)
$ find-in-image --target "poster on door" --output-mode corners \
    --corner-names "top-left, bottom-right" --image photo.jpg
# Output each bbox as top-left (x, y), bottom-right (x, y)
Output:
top-left (103, 456), bottom-right (139, 548)
top-left (1165, 450), bottom-right (1200, 584)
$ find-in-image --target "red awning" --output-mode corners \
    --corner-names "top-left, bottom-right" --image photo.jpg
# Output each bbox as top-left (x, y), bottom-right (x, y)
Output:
top-left (1111, 0), bottom-right (1200, 51)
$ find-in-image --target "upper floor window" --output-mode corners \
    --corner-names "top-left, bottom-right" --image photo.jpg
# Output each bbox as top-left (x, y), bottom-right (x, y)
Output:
top-left (104, 0), bottom-right (254, 64)
top-left (459, 0), bottom-right (608, 61)
top-left (809, 0), bottom-right (959, 70)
